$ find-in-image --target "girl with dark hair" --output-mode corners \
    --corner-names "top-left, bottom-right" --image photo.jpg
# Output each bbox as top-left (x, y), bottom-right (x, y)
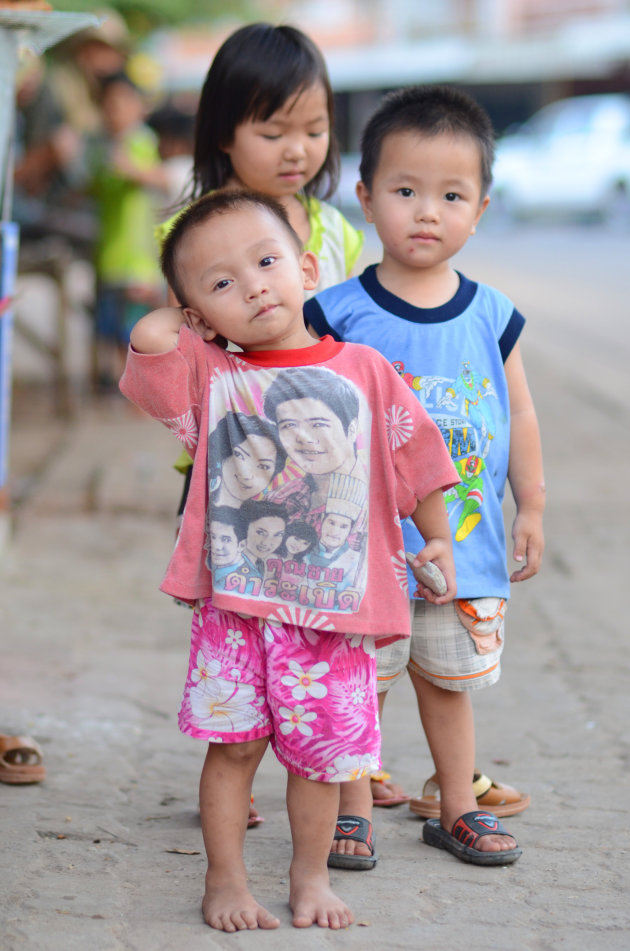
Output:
top-left (157, 22), bottom-right (363, 296)
top-left (167, 23), bottom-right (365, 573)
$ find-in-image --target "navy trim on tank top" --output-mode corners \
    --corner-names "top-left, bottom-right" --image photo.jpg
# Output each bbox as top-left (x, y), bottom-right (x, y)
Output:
top-left (304, 264), bottom-right (525, 362)
top-left (498, 309), bottom-right (525, 362)
top-left (303, 296), bottom-right (336, 339)
top-left (358, 264), bottom-right (478, 323)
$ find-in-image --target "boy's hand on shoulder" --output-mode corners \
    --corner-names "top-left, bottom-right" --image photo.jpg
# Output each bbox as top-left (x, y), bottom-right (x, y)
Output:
top-left (408, 538), bottom-right (456, 604)
top-left (510, 508), bottom-right (544, 582)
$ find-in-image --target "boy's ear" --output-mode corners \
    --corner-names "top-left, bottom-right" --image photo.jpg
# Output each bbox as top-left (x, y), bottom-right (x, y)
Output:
top-left (181, 306), bottom-right (218, 342)
top-left (471, 195), bottom-right (491, 235)
top-left (300, 250), bottom-right (319, 292)
top-left (356, 181), bottom-right (374, 223)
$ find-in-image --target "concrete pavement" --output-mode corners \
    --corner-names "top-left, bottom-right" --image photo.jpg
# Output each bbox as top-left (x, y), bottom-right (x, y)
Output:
top-left (1, 320), bottom-right (629, 949)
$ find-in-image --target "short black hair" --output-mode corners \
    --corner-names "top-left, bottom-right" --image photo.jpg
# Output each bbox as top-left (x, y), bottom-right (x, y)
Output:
top-left (263, 366), bottom-right (360, 435)
top-left (98, 70), bottom-right (140, 99)
top-left (360, 85), bottom-right (495, 197)
top-left (208, 504), bottom-right (246, 541)
top-left (148, 103), bottom-right (194, 142)
top-left (160, 189), bottom-right (302, 307)
top-left (237, 499), bottom-right (288, 532)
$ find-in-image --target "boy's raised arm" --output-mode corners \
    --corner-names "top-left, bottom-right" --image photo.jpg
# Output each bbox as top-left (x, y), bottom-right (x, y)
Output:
top-left (505, 342), bottom-right (545, 582)
top-left (129, 306), bottom-right (186, 355)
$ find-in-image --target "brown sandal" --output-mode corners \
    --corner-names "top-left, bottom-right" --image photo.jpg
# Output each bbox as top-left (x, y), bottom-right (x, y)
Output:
top-left (0, 735), bottom-right (46, 784)
top-left (410, 771), bottom-right (530, 819)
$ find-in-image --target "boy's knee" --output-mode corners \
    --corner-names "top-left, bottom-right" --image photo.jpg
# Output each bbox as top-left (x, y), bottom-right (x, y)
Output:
top-left (206, 737), bottom-right (269, 767)
top-left (410, 668), bottom-right (470, 701)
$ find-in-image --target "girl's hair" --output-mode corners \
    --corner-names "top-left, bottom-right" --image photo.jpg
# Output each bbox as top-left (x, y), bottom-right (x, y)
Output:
top-left (189, 22), bottom-right (339, 202)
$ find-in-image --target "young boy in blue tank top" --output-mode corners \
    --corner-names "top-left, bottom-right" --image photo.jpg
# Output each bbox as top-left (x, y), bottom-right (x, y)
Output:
top-left (305, 85), bottom-right (545, 867)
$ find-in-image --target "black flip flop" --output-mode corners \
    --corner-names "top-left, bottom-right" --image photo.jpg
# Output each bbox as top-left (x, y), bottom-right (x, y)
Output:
top-left (328, 814), bottom-right (379, 871)
top-left (422, 810), bottom-right (522, 866)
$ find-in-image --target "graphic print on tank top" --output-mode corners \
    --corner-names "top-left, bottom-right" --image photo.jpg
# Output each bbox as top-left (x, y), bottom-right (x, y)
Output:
top-left (393, 357), bottom-right (498, 543)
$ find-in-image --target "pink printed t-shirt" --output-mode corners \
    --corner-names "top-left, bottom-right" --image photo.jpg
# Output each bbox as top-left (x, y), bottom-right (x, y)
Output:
top-left (119, 331), bottom-right (458, 642)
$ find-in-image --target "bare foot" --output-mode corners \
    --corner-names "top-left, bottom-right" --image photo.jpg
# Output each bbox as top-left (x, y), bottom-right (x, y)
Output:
top-left (203, 872), bottom-right (279, 932)
top-left (247, 800), bottom-right (264, 828)
top-left (370, 773), bottom-right (410, 805)
top-left (290, 869), bottom-right (354, 929)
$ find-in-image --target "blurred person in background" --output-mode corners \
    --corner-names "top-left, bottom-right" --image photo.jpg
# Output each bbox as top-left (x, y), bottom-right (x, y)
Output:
top-left (50, 9), bottom-right (130, 139)
top-left (147, 102), bottom-right (194, 210)
top-left (87, 71), bottom-right (168, 389)
top-left (14, 51), bottom-right (87, 245)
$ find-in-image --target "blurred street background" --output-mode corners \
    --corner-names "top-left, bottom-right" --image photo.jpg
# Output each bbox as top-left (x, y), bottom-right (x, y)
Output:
top-left (6, 0), bottom-right (630, 411)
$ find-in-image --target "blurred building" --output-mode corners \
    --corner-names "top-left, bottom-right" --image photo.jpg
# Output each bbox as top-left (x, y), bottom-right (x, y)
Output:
top-left (294, 0), bottom-right (630, 144)
top-left (142, 0), bottom-right (630, 145)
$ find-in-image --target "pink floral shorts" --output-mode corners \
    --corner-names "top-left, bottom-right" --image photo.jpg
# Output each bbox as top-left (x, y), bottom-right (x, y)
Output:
top-left (178, 601), bottom-right (381, 782)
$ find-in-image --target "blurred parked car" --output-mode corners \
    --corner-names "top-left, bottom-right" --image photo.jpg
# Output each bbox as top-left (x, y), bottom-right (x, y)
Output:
top-left (491, 94), bottom-right (630, 225)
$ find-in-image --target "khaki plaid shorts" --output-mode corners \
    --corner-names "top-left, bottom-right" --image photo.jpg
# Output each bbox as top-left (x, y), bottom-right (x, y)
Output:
top-left (376, 599), bottom-right (505, 693)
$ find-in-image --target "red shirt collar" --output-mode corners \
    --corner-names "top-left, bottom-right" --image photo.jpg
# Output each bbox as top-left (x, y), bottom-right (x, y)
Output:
top-left (236, 335), bottom-right (343, 367)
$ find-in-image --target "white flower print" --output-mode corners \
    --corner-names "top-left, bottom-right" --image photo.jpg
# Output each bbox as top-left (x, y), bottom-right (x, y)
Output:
top-left (281, 660), bottom-right (329, 701)
top-left (208, 367), bottom-right (224, 386)
top-left (190, 676), bottom-right (261, 732)
top-left (225, 627), bottom-right (245, 649)
top-left (345, 633), bottom-right (376, 657)
top-left (392, 550), bottom-right (410, 594)
top-left (351, 687), bottom-right (366, 705)
top-left (326, 753), bottom-right (379, 782)
top-left (385, 404), bottom-right (414, 449)
top-left (191, 650), bottom-right (221, 684)
top-left (262, 622), bottom-right (279, 643)
top-left (232, 355), bottom-right (253, 370)
top-left (267, 605), bottom-right (336, 631)
top-left (278, 704), bottom-right (318, 736)
top-left (161, 410), bottom-right (198, 449)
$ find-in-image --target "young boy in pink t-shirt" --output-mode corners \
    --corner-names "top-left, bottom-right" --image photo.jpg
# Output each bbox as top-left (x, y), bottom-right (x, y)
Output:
top-left (120, 189), bottom-right (458, 933)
